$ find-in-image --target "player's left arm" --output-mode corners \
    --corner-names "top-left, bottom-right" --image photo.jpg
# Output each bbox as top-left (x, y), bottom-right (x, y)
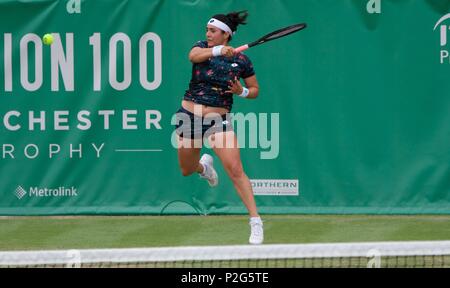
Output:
top-left (243, 75), bottom-right (259, 99)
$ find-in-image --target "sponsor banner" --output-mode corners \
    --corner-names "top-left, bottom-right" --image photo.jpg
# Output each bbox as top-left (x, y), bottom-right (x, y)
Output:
top-left (0, 0), bottom-right (449, 215)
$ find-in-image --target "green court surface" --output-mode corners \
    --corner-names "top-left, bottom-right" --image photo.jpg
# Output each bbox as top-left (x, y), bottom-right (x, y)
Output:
top-left (0, 215), bottom-right (449, 251)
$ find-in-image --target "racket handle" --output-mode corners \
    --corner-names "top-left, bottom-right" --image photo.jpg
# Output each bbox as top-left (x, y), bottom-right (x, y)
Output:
top-left (234, 44), bottom-right (249, 53)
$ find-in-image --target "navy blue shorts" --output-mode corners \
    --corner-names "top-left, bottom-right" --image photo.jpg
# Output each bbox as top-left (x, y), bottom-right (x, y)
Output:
top-left (174, 107), bottom-right (233, 139)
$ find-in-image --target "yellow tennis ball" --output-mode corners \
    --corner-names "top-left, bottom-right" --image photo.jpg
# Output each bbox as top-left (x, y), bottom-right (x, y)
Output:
top-left (42, 34), bottom-right (54, 45)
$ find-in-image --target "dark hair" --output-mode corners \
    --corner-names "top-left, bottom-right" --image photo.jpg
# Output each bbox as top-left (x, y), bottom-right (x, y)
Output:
top-left (226, 10), bottom-right (248, 31)
top-left (211, 10), bottom-right (248, 41)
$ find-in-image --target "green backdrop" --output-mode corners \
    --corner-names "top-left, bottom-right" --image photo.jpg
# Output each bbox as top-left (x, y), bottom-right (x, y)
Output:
top-left (0, 0), bottom-right (449, 215)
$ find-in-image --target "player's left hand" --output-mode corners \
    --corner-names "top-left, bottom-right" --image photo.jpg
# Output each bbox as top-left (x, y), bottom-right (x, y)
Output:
top-left (225, 76), bottom-right (243, 95)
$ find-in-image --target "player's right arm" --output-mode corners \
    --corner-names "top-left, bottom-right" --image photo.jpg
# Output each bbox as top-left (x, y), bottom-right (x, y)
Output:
top-left (189, 46), bottom-right (234, 63)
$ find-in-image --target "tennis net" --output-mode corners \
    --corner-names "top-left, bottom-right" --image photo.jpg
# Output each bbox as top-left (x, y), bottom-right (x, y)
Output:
top-left (1, 241), bottom-right (450, 268)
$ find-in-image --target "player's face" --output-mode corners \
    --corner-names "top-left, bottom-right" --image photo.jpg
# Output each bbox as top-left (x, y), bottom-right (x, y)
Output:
top-left (206, 25), bottom-right (229, 47)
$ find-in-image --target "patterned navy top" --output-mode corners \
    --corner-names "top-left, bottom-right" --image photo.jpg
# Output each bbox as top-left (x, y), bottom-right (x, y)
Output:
top-left (183, 41), bottom-right (255, 111)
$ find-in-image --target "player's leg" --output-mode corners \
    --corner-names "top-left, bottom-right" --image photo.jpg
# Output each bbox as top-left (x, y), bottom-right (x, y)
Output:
top-left (177, 136), bottom-right (202, 176)
top-left (177, 135), bottom-right (218, 186)
top-left (209, 130), bottom-right (264, 244)
top-left (175, 106), bottom-right (219, 186)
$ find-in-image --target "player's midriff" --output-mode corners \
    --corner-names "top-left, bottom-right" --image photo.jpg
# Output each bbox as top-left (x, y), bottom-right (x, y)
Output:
top-left (182, 100), bottom-right (229, 117)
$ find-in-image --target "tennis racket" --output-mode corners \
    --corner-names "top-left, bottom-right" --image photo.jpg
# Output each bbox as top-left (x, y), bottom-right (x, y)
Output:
top-left (235, 23), bottom-right (307, 53)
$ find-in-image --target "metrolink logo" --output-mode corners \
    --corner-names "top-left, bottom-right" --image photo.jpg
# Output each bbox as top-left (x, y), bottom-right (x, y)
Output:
top-left (14, 186), bottom-right (27, 199)
top-left (14, 185), bottom-right (78, 200)
top-left (434, 13), bottom-right (450, 64)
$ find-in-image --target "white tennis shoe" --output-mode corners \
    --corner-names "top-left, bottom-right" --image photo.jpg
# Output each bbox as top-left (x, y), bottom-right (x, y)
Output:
top-left (249, 217), bottom-right (264, 245)
top-left (199, 154), bottom-right (218, 187)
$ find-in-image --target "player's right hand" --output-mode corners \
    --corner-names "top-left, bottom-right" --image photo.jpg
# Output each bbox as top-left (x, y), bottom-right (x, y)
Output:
top-left (221, 46), bottom-right (235, 57)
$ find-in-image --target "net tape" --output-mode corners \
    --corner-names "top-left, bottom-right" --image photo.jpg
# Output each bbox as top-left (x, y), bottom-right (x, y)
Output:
top-left (1, 241), bottom-right (450, 267)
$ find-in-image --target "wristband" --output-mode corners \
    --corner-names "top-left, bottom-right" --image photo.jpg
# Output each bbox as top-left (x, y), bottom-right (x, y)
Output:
top-left (212, 45), bottom-right (224, 57)
top-left (238, 87), bottom-right (250, 98)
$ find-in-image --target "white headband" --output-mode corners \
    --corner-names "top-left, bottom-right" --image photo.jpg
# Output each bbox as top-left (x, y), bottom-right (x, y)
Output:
top-left (207, 18), bottom-right (235, 35)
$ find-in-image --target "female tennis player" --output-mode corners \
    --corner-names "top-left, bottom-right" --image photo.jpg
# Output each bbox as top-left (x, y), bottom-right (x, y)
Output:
top-left (174, 11), bottom-right (263, 245)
